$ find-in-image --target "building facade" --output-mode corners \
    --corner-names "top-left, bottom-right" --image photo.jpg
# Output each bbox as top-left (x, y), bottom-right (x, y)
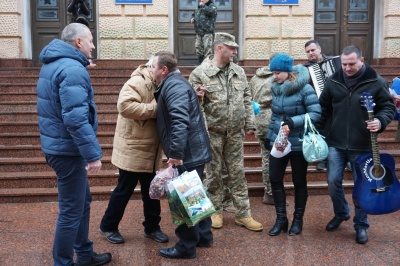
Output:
top-left (1, 0), bottom-right (399, 66)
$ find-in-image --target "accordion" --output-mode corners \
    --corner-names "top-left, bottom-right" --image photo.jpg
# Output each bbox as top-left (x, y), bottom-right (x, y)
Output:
top-left (308, 56), bottom-right (341, 98)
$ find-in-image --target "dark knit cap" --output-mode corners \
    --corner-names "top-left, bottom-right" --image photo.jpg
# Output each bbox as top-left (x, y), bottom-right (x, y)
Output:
top-left (269, 53), bottom-right (294, 72)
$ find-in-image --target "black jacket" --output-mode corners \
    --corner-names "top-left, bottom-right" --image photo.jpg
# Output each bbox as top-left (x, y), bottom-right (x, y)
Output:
top-left (154, 72), bottom-right (212, 169)
top-left (316, 63), bottom-right (395, 151)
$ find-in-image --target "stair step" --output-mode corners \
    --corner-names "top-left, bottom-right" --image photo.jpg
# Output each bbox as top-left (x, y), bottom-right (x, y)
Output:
top-left (0, 161), bottom-right (368, 189)
top-left (0, 121), bottom-right (117, 133)
top-left (0, 170), bottom-right (119, 188)
top-left (0, 91), bottom-right (119, 102)
top-left (0, 142), bottom-right (262, 157)
top-left (0, 101), bottom-right (117, 112)
top-left (0, 131), bottom-right (116, 145)
top-left (0, 144), bottom-right (112, 157)
top-left (0, 110), bottom-right (118, 122)
top-left (0, 180), bottom-right (356, 204)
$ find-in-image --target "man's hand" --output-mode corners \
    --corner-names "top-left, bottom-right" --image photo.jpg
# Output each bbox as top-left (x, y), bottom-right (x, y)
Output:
top-left (194, 85), bottom-right (205, 100)
top-left (245, 129), bottom-right (255, 135)
top-left (86, 159), bottom-right (102, 173)
top-left (87, 59), bottom-right (96, 68)
top-left (366, 118), bottom-right (381, 133)
top-left (167, 158), bottom-right (183, 166)
top-left (393, 95), bottom-right (400, 103)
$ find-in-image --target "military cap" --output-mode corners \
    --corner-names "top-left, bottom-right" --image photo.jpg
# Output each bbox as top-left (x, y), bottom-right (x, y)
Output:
top-left (214, 32), bottom-right (239, 47)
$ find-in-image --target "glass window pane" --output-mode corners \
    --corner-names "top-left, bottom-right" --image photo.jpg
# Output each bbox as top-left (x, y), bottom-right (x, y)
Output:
top-left (180, 0), bottom-right (198, 9)
top-left (215, 0), bottom-right (232, 10)
top-left (179, 11), bottom-right (193, 22)
top-left (87, 0), bottom-right (93, 20)
top-left (316, 0), bottom-right (335, 10)
top-left (349, 0), bottom-right (368, 10)
top-left (316, 12), bottom-right (336, 23)
top-left (37, 8), bottom-right (58, 20)
top-left (216, 11), bottom-right (232, 22)
top-left (38, 0), bottom-right (57, 7)
top-left (348, 11), bottom-right (368, 22)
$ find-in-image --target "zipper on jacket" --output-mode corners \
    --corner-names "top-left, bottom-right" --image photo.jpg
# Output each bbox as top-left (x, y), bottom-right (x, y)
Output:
top-left (226, 69), bottom-right (230, 105)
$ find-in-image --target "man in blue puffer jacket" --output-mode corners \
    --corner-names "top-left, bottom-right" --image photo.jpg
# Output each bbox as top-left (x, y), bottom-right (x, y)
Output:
top-left (36, 23), bottom-right (112, 266)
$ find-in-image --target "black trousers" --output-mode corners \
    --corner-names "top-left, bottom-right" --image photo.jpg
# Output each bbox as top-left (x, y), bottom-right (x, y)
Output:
top-left (269, 151), bottom-right (308, 191)
top-left (174, 164), bottom-right (213, 255)
top-left (100, 168), bottom-right (161, 234)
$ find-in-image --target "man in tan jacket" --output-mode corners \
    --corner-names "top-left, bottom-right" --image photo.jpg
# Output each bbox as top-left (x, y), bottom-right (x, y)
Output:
top-left (99, 58), bottom-right (169, 244)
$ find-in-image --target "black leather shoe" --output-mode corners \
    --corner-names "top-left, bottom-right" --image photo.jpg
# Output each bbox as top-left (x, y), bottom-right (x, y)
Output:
top-left (159, 247), bottom-right (195, 259)
top-left (196, 240), bottom-right (213, 247)
top-left (145, 229), bottom-right (169, 243)
top-left (75, 252), bottom-right (112, 266)
top-left (326, 216), bottom-right (350, 231)
top-left (99, 228), bottom-right (125, 244)
top-left (356, 229), bottom-right (368, 244)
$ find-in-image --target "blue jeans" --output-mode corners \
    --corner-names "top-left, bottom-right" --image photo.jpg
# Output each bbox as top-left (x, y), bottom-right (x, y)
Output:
top-left (45, 154), bottom-right (94, 266)
top-left (326, 147), bottom-right (369, 230)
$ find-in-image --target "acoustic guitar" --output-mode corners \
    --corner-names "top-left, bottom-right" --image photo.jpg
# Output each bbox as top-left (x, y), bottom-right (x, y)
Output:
top-left (352, 92), bottom-right (400, 215)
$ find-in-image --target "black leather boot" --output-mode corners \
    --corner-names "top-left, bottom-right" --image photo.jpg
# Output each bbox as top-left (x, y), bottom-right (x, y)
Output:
top-left (269, 188), bottom-right (288, 236)
top-left (289, 188), bottom-right (308, 236)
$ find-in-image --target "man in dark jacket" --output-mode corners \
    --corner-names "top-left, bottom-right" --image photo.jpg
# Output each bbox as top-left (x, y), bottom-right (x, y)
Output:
top-left (36, 23), bottom-right (111, 266)
top-left (316, 45), bottom-right (395, 245)
top-left (151, 51), bottom-right (213, 259)
top-left (190, 0), bottom-right (217, 64)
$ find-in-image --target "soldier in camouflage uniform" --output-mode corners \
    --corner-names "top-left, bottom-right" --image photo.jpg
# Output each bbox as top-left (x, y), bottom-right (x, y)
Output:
top-left (190, 0), bottom-right (217, 64)
top-left (249, 61), bottom-right (274, 205)
top-left (189, 32), bottom-right (263, 232)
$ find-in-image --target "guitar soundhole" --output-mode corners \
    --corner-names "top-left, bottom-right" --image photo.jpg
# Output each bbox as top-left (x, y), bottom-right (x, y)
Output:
top-left (372, 165), bottom-right (384, 179)
top-left (369, 165), bottom-right (394, 186)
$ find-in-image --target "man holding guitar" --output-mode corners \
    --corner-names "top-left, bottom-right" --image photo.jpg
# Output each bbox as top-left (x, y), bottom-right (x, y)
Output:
top-left (316, 45), bottom-right (395, 244)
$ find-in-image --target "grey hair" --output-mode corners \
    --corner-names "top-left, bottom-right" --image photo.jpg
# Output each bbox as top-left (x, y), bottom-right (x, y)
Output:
top-left (145, 55), bottom-right (154, 67)
top-left (61, 23), bottom-right (89, 45)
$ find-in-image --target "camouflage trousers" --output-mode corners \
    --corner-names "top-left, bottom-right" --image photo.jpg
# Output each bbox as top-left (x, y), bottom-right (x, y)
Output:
top-left (195, 33), bottom-right (213, 58)
top-left (258, 137), bottom-right (272, 195)
top-left (213, 137), bottom-right (271, 203)
top-left (204, 130), bottom-right (251, 218)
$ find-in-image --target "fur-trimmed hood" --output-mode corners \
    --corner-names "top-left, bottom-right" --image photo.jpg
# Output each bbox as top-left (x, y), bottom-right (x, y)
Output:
top-left (270, 64), bottom-right (310, 96)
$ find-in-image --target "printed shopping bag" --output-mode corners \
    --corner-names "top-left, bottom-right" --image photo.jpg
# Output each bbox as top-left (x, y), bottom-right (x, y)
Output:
top-left (169, 170), bottom-right (216, 227)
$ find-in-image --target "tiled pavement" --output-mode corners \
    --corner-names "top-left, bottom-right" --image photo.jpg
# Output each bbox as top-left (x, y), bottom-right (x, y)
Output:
top-left (0, 194), bottom-right (399, 266)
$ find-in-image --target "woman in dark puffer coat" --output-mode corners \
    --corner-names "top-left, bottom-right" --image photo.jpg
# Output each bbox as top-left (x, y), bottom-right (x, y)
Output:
top-left (265, 54), bottom-right (321, 236)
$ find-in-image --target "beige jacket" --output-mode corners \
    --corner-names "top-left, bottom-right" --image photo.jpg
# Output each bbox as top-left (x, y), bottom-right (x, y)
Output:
top-left (111, 65), bottom-right (163, 173)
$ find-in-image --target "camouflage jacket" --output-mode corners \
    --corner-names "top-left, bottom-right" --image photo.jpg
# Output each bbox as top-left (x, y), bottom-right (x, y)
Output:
top-left (191, 1), bottom-right (217, 36)
top-left (189, 56), bottom-right (255, 134)
top-left (249, 67), bottom-right (273, 139)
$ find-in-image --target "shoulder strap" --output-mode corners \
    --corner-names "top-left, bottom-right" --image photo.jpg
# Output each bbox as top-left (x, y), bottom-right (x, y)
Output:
top-left (304, 113), bottom-right (317, 135)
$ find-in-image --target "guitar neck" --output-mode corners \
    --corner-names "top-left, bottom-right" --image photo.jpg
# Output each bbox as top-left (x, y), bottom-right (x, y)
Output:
top-left (368, 111), bottom-right (381, 167)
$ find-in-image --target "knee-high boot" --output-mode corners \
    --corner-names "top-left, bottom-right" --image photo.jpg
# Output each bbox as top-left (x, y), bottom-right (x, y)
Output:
top-left (289, 187), bottom-right (308, 236)
top-left (268, 188), bottom-right (288, 236)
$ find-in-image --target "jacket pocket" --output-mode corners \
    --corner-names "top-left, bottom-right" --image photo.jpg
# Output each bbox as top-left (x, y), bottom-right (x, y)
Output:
top-left (233, 80), bottom-right (246, 91)
top-left (205, 82), bottom-right (222, 92)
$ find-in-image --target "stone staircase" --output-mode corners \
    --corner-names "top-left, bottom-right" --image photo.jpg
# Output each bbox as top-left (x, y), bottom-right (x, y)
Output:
top-left (0, 59), bottom-right (399, 203)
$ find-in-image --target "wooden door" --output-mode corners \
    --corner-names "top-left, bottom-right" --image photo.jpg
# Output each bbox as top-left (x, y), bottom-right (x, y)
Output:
top-left (314, 0), bottom-right (374, 62)
top-left (174, 0), bottom-right (239, 66)
top-left (31, 0), bottom-right (97, 66)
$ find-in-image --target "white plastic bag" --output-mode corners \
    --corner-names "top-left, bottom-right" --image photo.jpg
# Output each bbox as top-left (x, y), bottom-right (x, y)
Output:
top-left (271, 122), bottom-right (291, 158)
